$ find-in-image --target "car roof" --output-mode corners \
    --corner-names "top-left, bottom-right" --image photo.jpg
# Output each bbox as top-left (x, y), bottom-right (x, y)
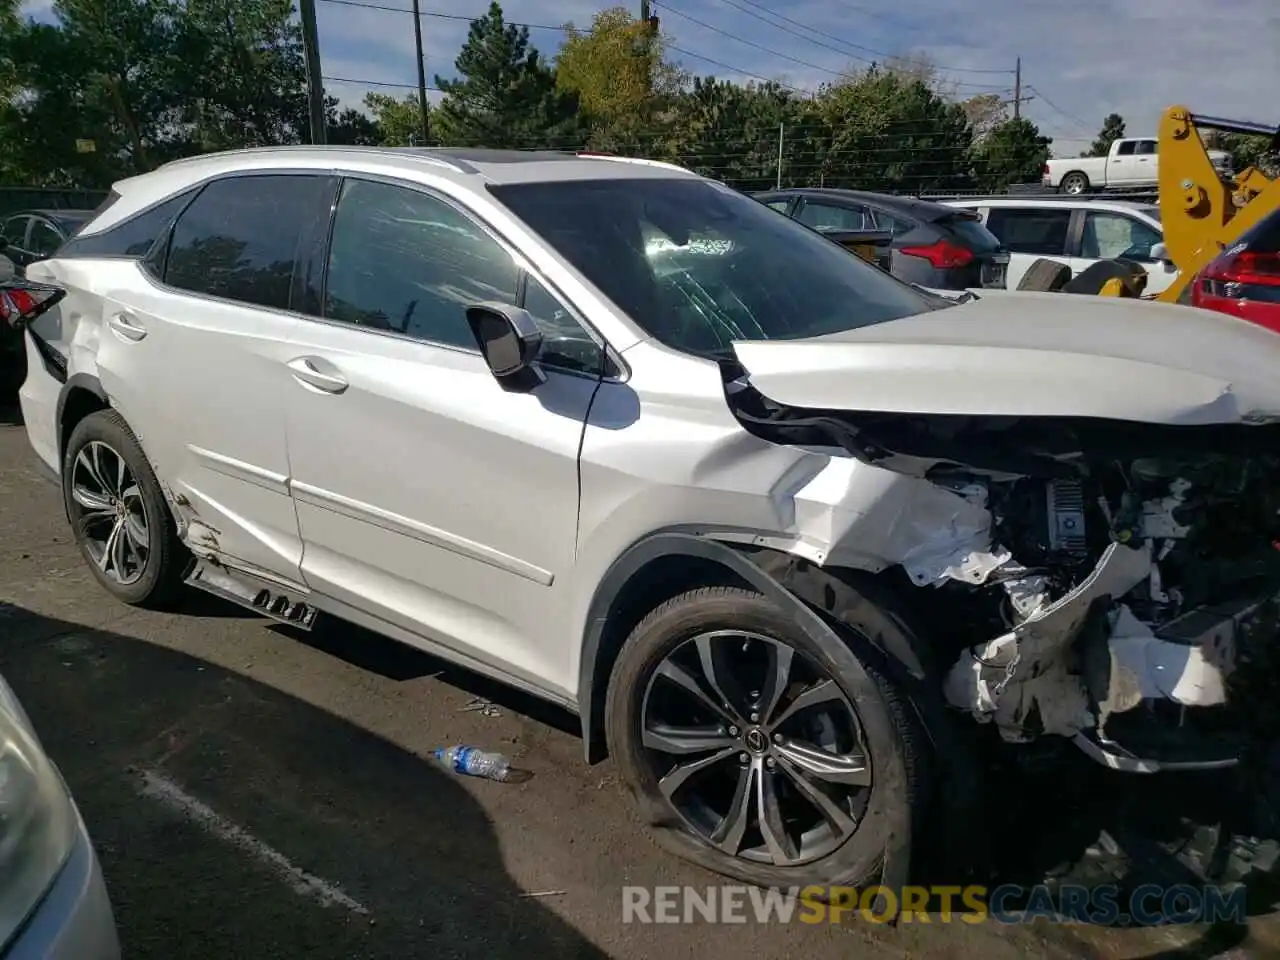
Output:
top-left (945, 197), bottom-right (1160, 216)
top-left (83, 146), bottom-right (704, 237)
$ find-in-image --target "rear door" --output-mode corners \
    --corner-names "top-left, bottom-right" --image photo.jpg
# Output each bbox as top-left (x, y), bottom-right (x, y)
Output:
top-left (94, 172), bottom-right (339, 584)
top-left (1108, 140), bottom-right (1139, 185)
top-left (983, 205), bottom-right (1074, 289)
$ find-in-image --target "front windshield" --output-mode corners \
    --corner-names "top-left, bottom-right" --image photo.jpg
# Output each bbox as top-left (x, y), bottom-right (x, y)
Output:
top-left (489, 178), bottom-right (941, 356)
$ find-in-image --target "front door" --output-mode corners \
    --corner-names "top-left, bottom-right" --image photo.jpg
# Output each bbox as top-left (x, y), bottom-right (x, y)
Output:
top-left (95, 172), bottom-right (339, 584)
top-left (283, 176), bottom-right (605, 697)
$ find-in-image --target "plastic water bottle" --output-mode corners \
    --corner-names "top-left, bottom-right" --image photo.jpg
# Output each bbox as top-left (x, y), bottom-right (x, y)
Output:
top-left (434, 745), bottom-right (511, 782)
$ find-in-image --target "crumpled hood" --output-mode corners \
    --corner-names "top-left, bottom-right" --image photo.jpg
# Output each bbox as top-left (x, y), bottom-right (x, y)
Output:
top-left (731, 291), bottom-right (1280, 425)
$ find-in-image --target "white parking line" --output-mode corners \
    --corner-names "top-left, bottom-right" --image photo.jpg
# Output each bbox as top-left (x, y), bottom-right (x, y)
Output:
top-left (136, 769), bottom-right (370, 916)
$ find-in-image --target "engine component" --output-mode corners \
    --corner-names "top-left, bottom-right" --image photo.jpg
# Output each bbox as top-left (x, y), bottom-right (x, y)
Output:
top-left (1046, 479), bottom-right (1088, 555)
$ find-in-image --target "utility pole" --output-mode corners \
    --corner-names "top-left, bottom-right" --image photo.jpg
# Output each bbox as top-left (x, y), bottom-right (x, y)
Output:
top-left (1008, 57), bottom-right (1033, 120)
top-left (299, 0), bottom-right (327, 144)
top-left (412, 0), bottom-right (430, 145)
top-left (776, 121), bottom-right (784, 188)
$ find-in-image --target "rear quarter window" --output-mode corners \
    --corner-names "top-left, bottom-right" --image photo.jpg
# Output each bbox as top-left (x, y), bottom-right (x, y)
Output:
top-left (58, 188), bottom-right (199, 259)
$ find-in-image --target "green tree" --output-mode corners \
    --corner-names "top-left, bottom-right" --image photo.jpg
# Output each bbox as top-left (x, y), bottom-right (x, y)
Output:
top-left (975, 117), bottom-right (1052, 190)
top-left (804, 66), bottom-right (974, 192)
top-left (961, 93), bottom-right (1008, 144)
top-left (328, 106), bottom-right (380, 146)
top-left (363, 92), bottom-right (425, 146)
top-left (433, 1), bottom-right (582, 149)
top-left (555, 7), bottom-right (686, 152)
top-left (1206, 130), bottom-right (1279, 178)
top-left (1086, 112), bottom-right (1125, 157)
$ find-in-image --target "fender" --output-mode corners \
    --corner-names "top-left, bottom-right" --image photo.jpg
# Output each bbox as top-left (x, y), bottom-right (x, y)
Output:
top-left (578, 532), bottom-right (931, 762)
top-left (56, 374), bottom-right (109, 448)
top-left (578, 532), bottom-right (918, 901)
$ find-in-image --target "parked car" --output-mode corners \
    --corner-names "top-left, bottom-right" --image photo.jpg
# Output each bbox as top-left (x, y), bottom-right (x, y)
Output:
top-left (944, 197), bottom-right (1178, 294)
top-left (753, 187), bottom-right (1010, 291)
top-left (0, 210), bottom-right (96, 276)
top-left (1043, 137), bottom-right (1232, 195)
top-left (0, 669), bottom-right (119, 958)
top-left (1189, 201), bottom-right (1280, 332)
top-left (8, 147), bottom-right (1280, 891)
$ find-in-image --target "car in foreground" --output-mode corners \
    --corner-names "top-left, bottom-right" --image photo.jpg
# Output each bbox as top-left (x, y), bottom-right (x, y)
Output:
top-left (753, 187), bottom-right (1010, 291)
top-left (1189, 201), bottom-right (1280, 332)
top-left (0, 670), bottom-right (119, 958)
top-left (5, 146), bottom-right (1280, 892)
top-left (943, 196), bottom-right (1176, 294)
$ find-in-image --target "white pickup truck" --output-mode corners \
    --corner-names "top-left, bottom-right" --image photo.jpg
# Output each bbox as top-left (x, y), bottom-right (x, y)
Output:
top-left (1043, 136), bottom-right (1233, 195)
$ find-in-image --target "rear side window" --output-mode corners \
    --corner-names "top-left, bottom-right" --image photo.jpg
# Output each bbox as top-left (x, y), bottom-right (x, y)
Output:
top-left (29, 219), bottom-right (64, 257)
top-left (797, 200), bottom-right (874, 232)
top-left (165, 175), bottom-right (335, 312)
top-left (943, 215), bottom-right (1003, 252)
top-left (1, 215), bottom-right (27, 246)
top-left (985, 208), bottom-right (1072, 256)
top-left (59, 189), bottom-right (197, 259)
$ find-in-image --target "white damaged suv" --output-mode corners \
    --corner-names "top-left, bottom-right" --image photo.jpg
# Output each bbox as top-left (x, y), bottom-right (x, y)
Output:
top-left (5, 146), bottom-right (1280, 890)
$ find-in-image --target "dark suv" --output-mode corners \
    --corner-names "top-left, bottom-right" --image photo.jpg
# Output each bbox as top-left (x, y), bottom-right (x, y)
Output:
top-left (755, 188), bottom-right (1009, 291)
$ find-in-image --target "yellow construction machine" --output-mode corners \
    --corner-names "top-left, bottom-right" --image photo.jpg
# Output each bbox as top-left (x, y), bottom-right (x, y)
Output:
top-left (1091, 106), bottom-right (1279, 300)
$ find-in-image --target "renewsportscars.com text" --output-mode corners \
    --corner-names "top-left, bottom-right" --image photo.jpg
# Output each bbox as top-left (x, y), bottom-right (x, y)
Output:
top-left (621, 884), bottom-right (1247, 925)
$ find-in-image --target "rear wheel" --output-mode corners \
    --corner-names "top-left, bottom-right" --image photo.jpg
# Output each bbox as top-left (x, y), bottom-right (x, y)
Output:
top-left (1060, 171), bottom-right (1090, 195)
top-left (605, 585), bottom-right (926, 888)
top-left (62, 410), bottom-right (191, 608)
top-left (1017, 257), bottom-right (1073, 292)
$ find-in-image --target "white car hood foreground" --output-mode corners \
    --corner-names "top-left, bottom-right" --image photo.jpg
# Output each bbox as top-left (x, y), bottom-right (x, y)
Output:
top-left (731, 291), bottom-right (1280, 425)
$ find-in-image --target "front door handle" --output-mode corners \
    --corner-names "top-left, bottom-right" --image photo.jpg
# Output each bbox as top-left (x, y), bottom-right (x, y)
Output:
top-left (107, 312), bottom-right (147, 342)
top-left (287, 356), bottom-right (349, 394)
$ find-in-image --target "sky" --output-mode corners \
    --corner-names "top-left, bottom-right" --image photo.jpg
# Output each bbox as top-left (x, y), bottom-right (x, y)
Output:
top-left (19, 0), bottom-right (1280, 158)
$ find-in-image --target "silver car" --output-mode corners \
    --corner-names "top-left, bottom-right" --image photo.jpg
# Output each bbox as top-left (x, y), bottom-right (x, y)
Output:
top-left (0, 671), bottom-right (119, 958)
top-left (4, 146), bottom-right (1280, 890)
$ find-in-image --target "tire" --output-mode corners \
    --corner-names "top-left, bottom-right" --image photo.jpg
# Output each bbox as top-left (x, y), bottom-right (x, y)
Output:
top-left (1062, 258), bottom-right (1147, 296)
top-left (1060, 171), bottom-right (1090, 195)
top-left (1017, 258), bottom-right (1073, 292)
top-left (605, 585), bottom-right (927, 890)
top-left (62, 409), bottom-right (191, 608)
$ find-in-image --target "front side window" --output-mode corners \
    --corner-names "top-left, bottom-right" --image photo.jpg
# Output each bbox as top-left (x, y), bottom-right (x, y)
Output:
top-left (1080, 212), bottom-right (1162, 260)
top-left (985, 208), bottom-right (1072, 256)
top-left (323, 179), bottom-right (520, 348)
top-left (489, 178), bottom-right (938, 357)
top-left (165, 175), bottom-right (333, 311)
top-left (797, 200), bottom-right (873, 233)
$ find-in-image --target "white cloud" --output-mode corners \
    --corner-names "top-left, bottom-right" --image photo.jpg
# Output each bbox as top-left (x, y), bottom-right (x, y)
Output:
top-left (21, 0), bottom-right (1280, 158)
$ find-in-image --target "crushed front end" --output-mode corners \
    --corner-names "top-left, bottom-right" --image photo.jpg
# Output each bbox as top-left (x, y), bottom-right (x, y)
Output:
top-left (725, 365), bottom-right (1280, 773)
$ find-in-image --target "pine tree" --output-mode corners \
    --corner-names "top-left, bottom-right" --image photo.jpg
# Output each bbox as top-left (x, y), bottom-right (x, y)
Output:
top-left (433, 1), bottom-right (583, 150)
top-left (1086, 113), bottom-right (1125, 157)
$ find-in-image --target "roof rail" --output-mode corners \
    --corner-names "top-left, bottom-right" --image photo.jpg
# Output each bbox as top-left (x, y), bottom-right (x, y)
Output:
top-left (576, 153), bottom-right (692, 174)
top-left (157, 144), bottom-right (469, 175)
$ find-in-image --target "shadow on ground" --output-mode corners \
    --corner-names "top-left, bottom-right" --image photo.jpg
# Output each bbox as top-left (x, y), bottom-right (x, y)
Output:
top-left (0, 604), bottom-right (606, 960)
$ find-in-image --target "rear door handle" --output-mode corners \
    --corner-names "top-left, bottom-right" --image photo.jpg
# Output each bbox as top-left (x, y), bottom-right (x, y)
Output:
top-left (287, 356), bottom-right (349, 394)
top-left (107, 312), bottom-right (147, 342)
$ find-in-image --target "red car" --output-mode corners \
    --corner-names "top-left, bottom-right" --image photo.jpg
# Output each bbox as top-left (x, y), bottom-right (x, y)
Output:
top-left (1190, 204), bottom-right (1280, 332)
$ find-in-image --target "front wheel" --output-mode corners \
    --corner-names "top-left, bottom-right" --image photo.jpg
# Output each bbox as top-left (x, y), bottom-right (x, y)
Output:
top-left (62, 409), bottom-right (191, 608)
top-left (605, 585), bottom-right (927, 889)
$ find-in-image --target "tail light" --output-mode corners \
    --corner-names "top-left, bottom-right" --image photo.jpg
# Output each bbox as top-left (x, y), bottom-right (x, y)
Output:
top-left (0, 282), bottom-right (64, 329)
top-left (900, 238), bottom-right (974, 269)
top-left (1196, 248), bottom-right (1280, 296)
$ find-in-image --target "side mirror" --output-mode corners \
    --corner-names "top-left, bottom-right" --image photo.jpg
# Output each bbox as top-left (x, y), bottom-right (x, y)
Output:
top-left (1149, 241), bottom-right (1171, 263)
top-left (466, 301), bottom-right (545, 392)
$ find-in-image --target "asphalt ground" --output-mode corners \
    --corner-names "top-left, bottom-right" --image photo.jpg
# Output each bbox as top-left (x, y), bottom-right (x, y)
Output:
top-left (1, 399), bottom-right (1279, 960)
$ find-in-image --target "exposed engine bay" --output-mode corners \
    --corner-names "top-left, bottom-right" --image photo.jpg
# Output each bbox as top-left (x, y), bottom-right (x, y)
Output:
top-left (725, 370), bottom-right (1280, 771)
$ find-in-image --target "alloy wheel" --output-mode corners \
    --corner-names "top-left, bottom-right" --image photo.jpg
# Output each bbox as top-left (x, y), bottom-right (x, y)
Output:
top-left (639, 629), bottom-right (873, 866)
top-left (69, 440), bottom-right (150, 586)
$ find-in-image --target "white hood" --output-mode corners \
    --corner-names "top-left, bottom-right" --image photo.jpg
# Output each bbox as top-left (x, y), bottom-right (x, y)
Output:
top-left (731, 292), bottom-right (1280, 425)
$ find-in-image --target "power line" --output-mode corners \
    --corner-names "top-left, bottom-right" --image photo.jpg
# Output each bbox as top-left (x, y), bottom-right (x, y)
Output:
top-left (674, 0), bottom-right (1011, 90)
top-left (659, 5), bottom-right (857, 81)
top-left (1025, 85), bottom-right (1094, 136)
top-left (718, 0), bottom-right (1015, 76)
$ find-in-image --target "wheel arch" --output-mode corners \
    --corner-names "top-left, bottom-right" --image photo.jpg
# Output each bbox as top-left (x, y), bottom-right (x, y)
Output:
top-left (57, 373), bottom-right (110, 466)
top-left (577, 534), bottom-right (936, 766)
